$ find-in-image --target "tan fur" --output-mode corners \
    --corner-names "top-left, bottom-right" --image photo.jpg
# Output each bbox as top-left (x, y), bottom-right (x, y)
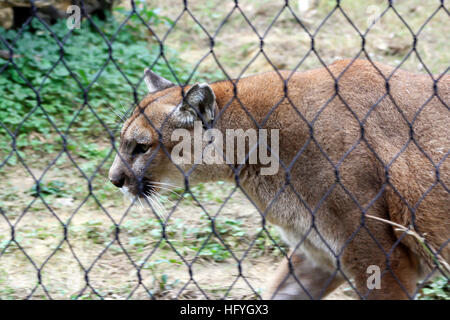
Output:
top-left (109, 59), bottom-right (449, 299)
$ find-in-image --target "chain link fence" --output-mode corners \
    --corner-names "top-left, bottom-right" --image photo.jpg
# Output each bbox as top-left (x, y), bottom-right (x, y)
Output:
top-left (0, 0), bottom-right (448, 300)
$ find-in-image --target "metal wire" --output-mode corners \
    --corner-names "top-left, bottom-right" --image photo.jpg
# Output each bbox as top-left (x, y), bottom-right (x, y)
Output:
top-left (0, 0), bottom-right (448, 300)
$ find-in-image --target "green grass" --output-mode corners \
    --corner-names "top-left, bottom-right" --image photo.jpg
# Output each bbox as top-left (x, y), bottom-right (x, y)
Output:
top-left (78, 207), bottom-right (285, 263)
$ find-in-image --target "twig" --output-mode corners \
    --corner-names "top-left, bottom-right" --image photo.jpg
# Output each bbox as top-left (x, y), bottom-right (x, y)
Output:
top-left (366, 214), bottom-right (450, 276)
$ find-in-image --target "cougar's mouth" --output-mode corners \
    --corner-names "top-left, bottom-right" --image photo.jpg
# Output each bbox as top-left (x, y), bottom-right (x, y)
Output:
top-left (119, 177), bottom-right (157, 200)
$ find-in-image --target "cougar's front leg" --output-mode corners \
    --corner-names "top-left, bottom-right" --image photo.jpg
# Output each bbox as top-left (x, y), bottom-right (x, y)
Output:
top-left (265, 250), bottom-right (344, 300)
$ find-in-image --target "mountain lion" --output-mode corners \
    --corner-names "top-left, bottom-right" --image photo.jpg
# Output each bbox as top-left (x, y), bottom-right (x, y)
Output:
top-left (108, 59), bottom-right (449, 299)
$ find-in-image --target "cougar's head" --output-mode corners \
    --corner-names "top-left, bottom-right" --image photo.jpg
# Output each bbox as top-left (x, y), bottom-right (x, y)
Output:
top-left (108, 69), bottom-right (218, 199)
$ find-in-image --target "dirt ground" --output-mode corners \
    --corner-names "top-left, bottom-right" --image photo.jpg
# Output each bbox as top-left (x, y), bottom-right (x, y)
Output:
top-left (143, 0), bottom-right (448, 78)
top-left (0, 169), bottom-right (357, 299)
top-left (0, 154), bottom-right (356, 299)
top-left (1, 0), bottom-right (448, 300)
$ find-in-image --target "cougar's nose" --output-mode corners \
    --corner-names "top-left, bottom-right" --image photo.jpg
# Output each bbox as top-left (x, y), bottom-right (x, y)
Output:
top-left (109, 154), bottom-right (126, 188)
top-left (110, 176), bottom-right (125, 188)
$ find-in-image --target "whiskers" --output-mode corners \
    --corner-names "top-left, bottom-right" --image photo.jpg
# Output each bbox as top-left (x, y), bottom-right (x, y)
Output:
top-left (138, 181), bottom-right (185, 223)
top-left (106, 174), bottom-right (185, 223)
top-left (152, 182), bottom-right (183, 196)
top-left (143, 192), bottom-right (168, 221)
top-left (105, 103), bottom-right (126, 123)
top-left (103, 101), bottom-right (133, 134)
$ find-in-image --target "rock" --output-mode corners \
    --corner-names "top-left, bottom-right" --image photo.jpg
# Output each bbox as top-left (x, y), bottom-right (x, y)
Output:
top-left (0, 8), bottom-right (13, 29)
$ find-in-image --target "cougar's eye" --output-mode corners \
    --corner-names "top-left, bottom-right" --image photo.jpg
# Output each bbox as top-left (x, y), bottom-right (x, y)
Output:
top-left (133, 143), bottom-right (151, 155)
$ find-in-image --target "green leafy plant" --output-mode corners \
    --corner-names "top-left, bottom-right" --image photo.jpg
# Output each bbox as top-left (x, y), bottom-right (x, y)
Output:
top-left (29, 180), bottom-right (69, 198)
top-left (417, 277), bottom-right (450, 300)
top-left (180, 214), bottom-right (246, 262)
top-left (141, 258), bottom-right (181, 297)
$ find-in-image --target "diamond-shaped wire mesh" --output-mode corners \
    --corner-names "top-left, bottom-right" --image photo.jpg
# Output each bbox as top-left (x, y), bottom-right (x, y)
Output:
top-left (0, 0), bottom-right (448, 300)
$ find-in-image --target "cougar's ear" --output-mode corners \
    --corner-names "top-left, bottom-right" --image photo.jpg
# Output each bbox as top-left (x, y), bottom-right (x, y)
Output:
top-left (144, 68), bottom-right (175, 93)
top-left (177, 83), bottom-right (216, 127)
